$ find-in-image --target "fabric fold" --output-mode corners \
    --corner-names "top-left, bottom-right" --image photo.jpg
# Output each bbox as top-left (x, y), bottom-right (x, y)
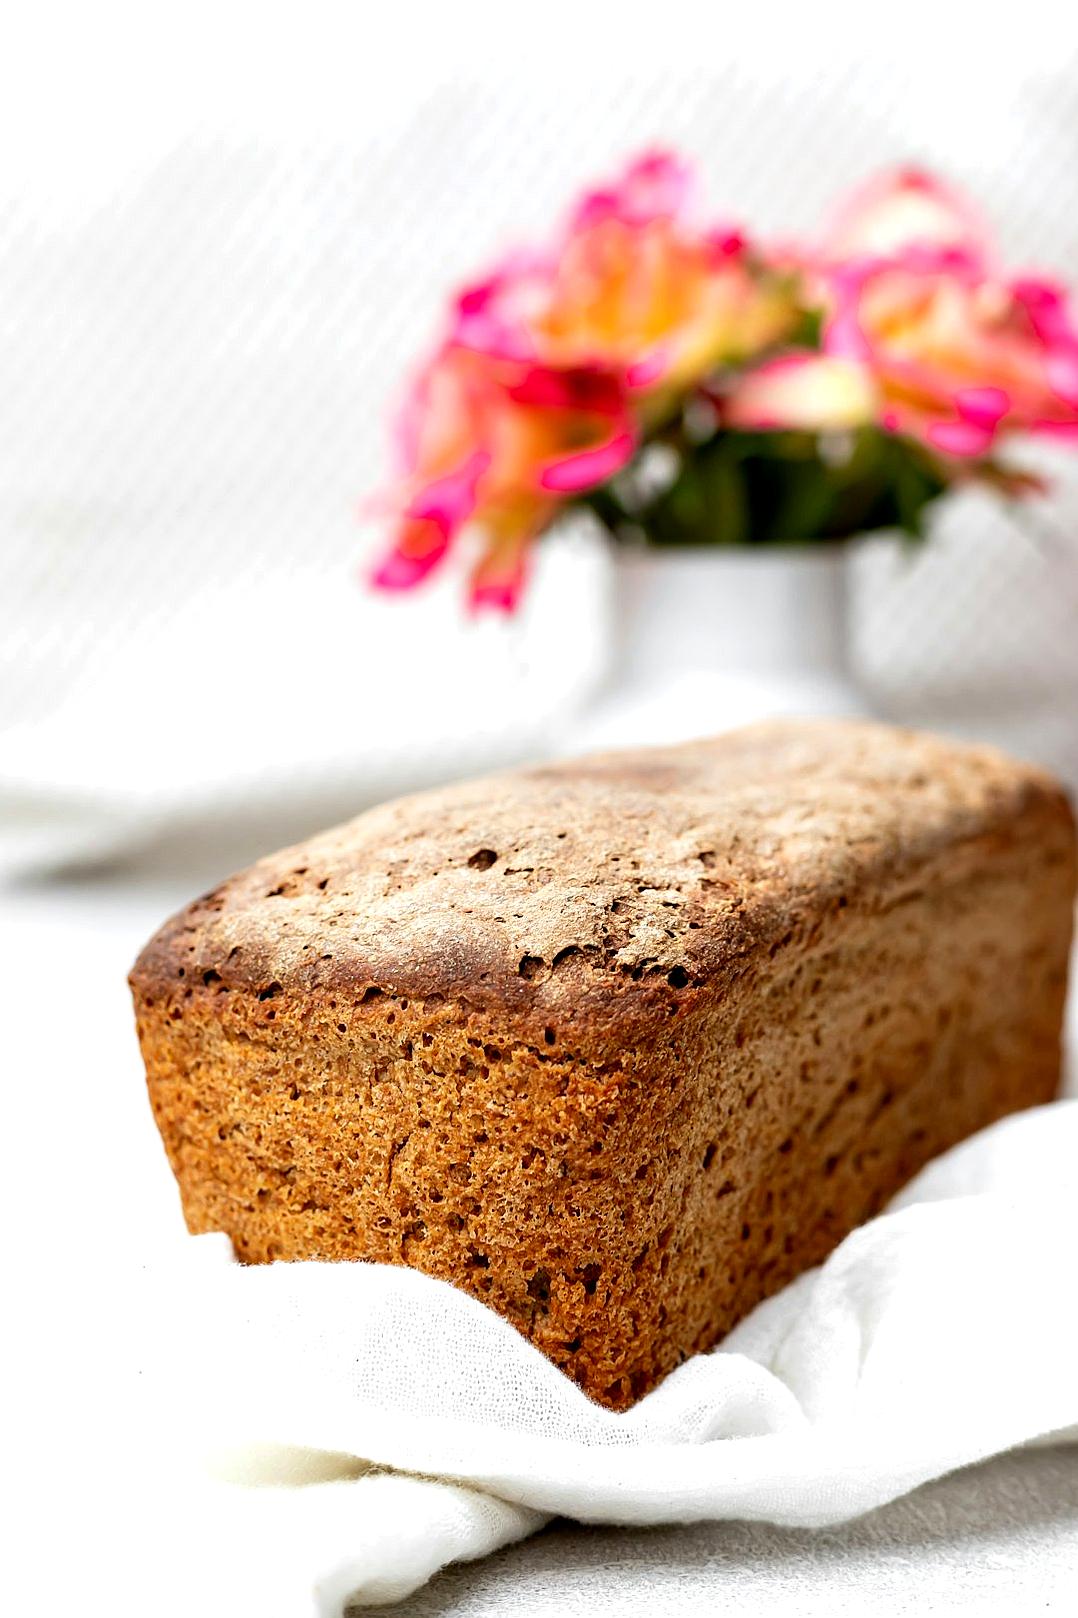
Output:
top-left (142, 1098), bottom-right (1078, 1611)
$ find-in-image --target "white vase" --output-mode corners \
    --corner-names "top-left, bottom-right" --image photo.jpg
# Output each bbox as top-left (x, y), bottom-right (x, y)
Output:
top-left (573, 543), bottom-right (864, 753)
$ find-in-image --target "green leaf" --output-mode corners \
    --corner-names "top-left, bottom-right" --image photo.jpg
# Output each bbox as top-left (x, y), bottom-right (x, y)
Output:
top-left (581, 421), bottom-right (950, 549)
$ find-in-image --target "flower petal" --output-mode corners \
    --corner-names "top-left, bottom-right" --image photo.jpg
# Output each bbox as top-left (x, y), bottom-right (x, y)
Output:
top-left (705, 227), bottom-right (747, 261)
top-left (537, 429), bottom-right (636, 493)
top-left (724, 353), bottom-right (877, 431)
top-left (953, 386), bottom-right (1010, 428)
top-left (468, 574), bottom-right (525, 613)
top-left (369, 520), bottom-right (450, 591)
top-left (406, 449), bottom-right (491, 530)
top-left (624, 349), bottom-right (671, 390)
top-left (467, 534), bottom-right (531, 614)
top-left (925, 418), bottom-right (996, 457)
top-left (823, 166), bottom-right (991, 265)
top-left (1047, 346), bottom-right (1078, 408)
top-left (571, 149), bottom-right (692, 230)
top-left (370, 451), bottom-right (492, 595)
top-left (504, 365), bottom-right (623, 414)
top-left (453, 253), bottom-right (549, 362)
top-left (822, 249), bottom-right (1078, 454)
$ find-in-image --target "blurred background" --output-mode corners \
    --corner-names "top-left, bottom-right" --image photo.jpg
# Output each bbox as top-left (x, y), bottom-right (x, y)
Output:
top-left (3, 3), bottom-right (1077, 886)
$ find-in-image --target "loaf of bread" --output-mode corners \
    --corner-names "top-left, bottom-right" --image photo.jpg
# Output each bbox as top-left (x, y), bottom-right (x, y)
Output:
top-left (131, 720), bottom-right (1075, 1409)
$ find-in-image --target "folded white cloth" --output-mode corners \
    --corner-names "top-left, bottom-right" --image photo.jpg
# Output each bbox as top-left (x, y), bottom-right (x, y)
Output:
top-left (144, 1098), bottom-right (1078, 1613)
top-left (0, 537), bottom-right (610, 877)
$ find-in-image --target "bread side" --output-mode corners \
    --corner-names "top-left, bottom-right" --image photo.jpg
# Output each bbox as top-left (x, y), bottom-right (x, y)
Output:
top-left (130, 721), bottom-right (1076, 1407)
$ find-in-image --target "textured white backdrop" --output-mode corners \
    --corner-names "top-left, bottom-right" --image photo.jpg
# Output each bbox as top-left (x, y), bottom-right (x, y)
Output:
top-left (2, 3), bottom-right (1078, 871)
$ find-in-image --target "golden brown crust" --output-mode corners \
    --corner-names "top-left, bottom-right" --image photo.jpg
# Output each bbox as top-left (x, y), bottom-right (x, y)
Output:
top-left (130, 720), bottom-right (1076, 1407)
top-left (131, 719), bottom-right (1072, 1053)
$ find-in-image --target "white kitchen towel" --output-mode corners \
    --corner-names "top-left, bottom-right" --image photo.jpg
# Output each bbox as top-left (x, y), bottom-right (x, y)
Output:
top-left (146, 1098), bottom-right (1078, 1614)
top-left (0, 537), bottom-right (610, 877)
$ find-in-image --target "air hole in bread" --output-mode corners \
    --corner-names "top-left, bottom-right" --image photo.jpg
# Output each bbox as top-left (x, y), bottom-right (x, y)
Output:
top-left (526, 1267), bottom-right (551, 1304)
top-left (581, 1264), bottom-right (602, 1295)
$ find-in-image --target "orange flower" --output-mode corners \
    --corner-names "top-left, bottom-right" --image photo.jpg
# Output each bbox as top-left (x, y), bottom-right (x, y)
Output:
top-left (458, 153), bottom-right (793, 407)
top-left (371, 344), bottom-right (635, 607)
top-left (827, 250), bottom-right (1078, 456)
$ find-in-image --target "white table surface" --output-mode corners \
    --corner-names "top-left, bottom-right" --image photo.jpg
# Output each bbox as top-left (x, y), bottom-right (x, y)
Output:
top-left (5, 855), bottom-right (1076, 1615)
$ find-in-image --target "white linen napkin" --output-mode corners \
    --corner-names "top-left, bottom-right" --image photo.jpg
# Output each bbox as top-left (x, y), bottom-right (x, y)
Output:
top-left (0, 507), bottom-right (615, 880)
top-left (144, 1098), bottom-right (1078, 1614)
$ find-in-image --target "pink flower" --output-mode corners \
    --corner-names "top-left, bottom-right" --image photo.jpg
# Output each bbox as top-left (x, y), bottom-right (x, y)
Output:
top-left (371, 152), bottom-right (795, 609)
top-left (369, 451), bottom-right (491, 591)
top-left (371, 156), bottom-right (1078, 608)
top-left (822, 166), bottom-right (989, 266)
top-left (570, 148), bottom-right (693, 231)
top-left (824, 249), bottom-right (1078, 456)
top-left (370, 343), bottom-right (637, 611)
top-left (455, 150), bottom-right (792, 404)
top-left (723, 353), bottom-right (877, 432)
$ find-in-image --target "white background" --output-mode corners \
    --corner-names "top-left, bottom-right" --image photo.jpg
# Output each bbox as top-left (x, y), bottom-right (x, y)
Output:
top-left (2, 2), bottom-right (1078, 876)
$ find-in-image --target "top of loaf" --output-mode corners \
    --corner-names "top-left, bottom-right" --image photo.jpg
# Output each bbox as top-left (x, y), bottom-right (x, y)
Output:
top-left (130, 720), bottom-right (1070, 1052)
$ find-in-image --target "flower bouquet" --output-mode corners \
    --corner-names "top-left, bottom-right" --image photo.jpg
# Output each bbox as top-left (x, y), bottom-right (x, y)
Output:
top-left (370, 153), bottom-right (1078, 612)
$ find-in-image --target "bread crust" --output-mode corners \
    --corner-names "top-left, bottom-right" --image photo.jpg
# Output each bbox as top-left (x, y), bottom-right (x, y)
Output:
top-left (130, 720), bottom-right (1076, 1407)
